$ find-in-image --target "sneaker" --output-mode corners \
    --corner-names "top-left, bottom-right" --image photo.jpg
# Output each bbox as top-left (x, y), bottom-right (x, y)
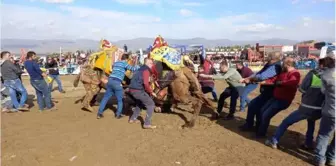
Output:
top-left (60, 90), bottom-right (66, 93)
top-left (8, 109), bottom-right (20, 113)
top-left (326, 160), bottom-right (335, 166)
top-left (97, 114), bottom-right (104, 119)
top-left (128, 119), bottom-right (140, 124)
top-left (143, 125), bottom-right (157, 129)
top-left (17, 107), bottom-right (29, 111)
top-left (265, 139), bottom-right (277, 149)
top-left (45, 107), bottom-right (57, 111)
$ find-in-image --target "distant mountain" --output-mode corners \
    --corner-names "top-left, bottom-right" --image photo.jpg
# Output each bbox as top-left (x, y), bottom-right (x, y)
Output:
top-left (0, 38), bottom-right (304, 54)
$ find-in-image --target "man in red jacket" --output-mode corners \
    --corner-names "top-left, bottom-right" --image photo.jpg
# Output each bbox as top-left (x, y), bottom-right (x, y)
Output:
top-left (198, 66), bottom-right (218, 101)
top-left (256, 57), bottom-right (301, 138)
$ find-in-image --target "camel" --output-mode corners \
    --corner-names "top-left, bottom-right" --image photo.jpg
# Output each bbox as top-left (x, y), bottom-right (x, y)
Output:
top-left (74, 37), bottom-right (216, 128)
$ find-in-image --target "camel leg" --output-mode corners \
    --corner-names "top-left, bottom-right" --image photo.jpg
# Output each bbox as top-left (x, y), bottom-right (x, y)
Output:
top-left (82, 83), bottom-right (100, 112)
top-left (182, 98), bottom-right (203, 128)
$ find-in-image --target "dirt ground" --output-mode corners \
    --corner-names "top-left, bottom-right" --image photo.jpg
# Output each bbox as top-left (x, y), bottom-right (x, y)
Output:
top-left (2, 73), bottom-right (317, 166)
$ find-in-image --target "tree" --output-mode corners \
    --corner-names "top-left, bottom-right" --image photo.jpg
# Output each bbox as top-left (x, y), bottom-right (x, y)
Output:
top-left (244, 44), bottom-right (251, 49)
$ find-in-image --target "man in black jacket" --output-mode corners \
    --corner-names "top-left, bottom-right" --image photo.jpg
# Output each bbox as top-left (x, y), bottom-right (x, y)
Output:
top-left (1, 51), bottom-right (29, 111)
top-left (45, 57), bottom-right (65, 93)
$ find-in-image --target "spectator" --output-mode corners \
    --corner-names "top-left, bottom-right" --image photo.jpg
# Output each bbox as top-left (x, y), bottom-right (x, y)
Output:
top-left (97, 54), bottom-right (139, 119)
top-left (10, 57), bottom-right (23, 81)
top-left (203, 54), bottom-right (214, 74)
top-left (239, 52), bottom-right (282, 132)
top-left (236, 61), bottom-right (257, 112)
top-left (257, 57), bottom-right (300, 137)
top-left (128, 58), bottom-right (157, 129)
top-left (198, 66), bottom-right (218, 101)
top-left (124, 44), bottom-right (128, 53)
top-left (199, 60), bottom-right (245, 120)
top-left (314, 53), bottom-right (335, 166)
top-left (24, 51), bottom-right (55, 111)
top-left (0, 51), bottom-right (28, 112)
top-left (46, 57), bottom-right (65, 93)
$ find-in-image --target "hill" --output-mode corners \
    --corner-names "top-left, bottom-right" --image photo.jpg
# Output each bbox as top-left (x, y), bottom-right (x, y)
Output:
top-left (0, 38), bottom-right (302, 54)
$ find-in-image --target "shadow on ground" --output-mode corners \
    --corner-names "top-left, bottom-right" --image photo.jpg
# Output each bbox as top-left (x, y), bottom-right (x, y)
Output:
top-left (214, 111), bottom-right (314, 164)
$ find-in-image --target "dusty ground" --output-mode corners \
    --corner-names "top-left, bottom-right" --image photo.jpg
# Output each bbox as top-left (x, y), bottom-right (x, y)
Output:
top-left (2, 73), bottom-right (317, 166)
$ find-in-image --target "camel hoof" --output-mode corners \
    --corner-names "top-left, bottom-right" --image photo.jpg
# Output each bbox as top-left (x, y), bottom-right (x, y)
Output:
top-left (182, 122), bottom-right (194, 129)
top-left (154, 107), bottom-right (162, 113)
top-left (82, 107), bottom-right (93, 112)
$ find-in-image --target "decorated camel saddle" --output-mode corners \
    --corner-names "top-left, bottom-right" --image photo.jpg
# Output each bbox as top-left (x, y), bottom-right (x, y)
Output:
top-left (148, 35), bottom-right (201, 105)
top-left (83, 39), bottom-right (136, 85)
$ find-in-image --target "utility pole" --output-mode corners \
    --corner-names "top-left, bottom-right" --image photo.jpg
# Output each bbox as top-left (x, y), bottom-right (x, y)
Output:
top-left (59, 46), bottom-right (62, 62)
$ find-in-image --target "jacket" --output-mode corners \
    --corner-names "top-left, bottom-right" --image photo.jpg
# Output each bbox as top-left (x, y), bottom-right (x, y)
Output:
top-left (273, 69), bottom-right (301, 102)
top-left (129, 65), bottom-right (152, 93)
top-left (45, 60), bottom-right (59, 75)
top-left (1, 60), bottom-right (22, 81)
top-left (320, 68), bottom-right (335, 117)
top-left (24, 60), bottom-right (43, 80)
top-left (212, 68), bottom-right (245, 87)
top-left (299, 69), bottom-right (325, 110)
top-left (255, 61), bottom-right (282, 96)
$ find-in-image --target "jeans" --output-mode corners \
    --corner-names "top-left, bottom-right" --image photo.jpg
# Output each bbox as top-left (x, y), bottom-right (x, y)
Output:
top-left (244, 93), bottom-right (272, 128)
top-left (217, 86), bottom-right (244, 115)
top-left (30, 79), bottom-right (53, 110)
top-left (130, 90), bottom-right (155, 126)
top-left (49, 74), bottom-right (64, 92)
top-left (239, 84), bottom-right (258, 110)
top-left (97, 78), bottom-right (124, 116)
top-left (257, 98), bottom-right (291, 136)
top-left (315, 115), bottom-right (335, 164)
top-left (271, 106), bottom-right (321, 147)
top-left (201, 86), bottom-right (218, 100)
top-left (3, 79), bottom-right (28, 109)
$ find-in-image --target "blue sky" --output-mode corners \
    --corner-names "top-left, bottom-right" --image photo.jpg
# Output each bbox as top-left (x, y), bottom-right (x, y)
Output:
top-left (1, 0), bottom-right (335, 40)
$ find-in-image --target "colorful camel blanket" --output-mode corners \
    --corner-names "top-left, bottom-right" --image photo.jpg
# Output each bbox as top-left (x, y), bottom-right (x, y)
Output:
top-left (150, 46), bottom-right (183, 71)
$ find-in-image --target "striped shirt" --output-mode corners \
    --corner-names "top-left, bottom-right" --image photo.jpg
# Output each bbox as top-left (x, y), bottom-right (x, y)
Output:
top-left (109, 60), bottom-right (140, 82)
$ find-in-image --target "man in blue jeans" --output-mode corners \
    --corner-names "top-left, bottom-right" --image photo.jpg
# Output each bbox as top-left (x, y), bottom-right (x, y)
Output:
top-left (314, 54), bottom-right (335, 166)
top-left (46, 57), bottom-right (65, 93)
top-left (97, 54), bottom-right (139, 119)
top-left (265, 64), bottom-right (325, 149)
top-left (129, 58), bottom-right (157, 129)
top-left (0, 51), bottom-right (28, 112)
top-left (24, 51), bottom-right (55, 111)
top-left (236, 61), bottom-right (257, 112)
top-left (239, 52), bottom-right (282, 132)
top-left (199, 60), bottom-right (245, 120)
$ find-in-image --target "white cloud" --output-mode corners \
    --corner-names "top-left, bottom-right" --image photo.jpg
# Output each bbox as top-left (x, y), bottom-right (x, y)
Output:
top-left (182, 2), bottom-right (203, 6)
top-left (291, 0), bottom-right (300, 4)
top-left (1, 4), bottom-right (334, 41)
top-left (33, 0), bottom-right (74, 3)
top-left (179, 9), bottom-right (194, 17)
top-left (113, 0), bottom-right (157, 5)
